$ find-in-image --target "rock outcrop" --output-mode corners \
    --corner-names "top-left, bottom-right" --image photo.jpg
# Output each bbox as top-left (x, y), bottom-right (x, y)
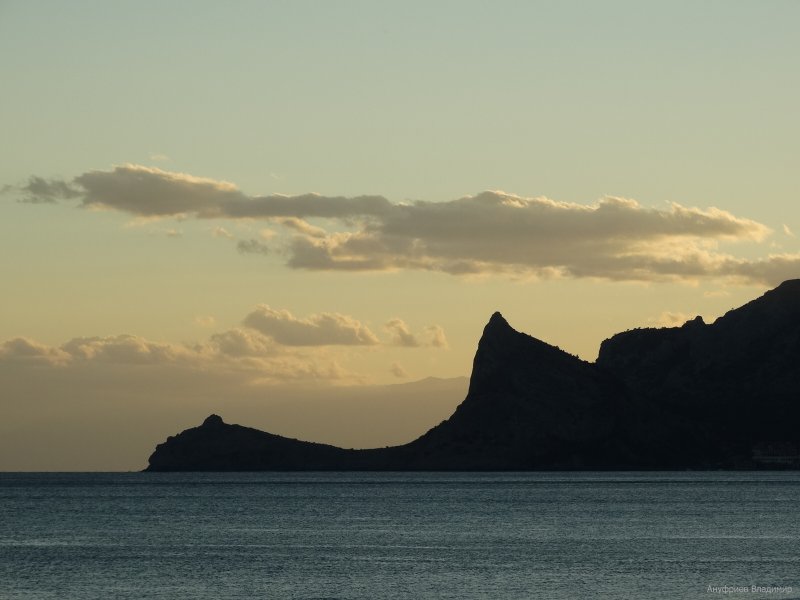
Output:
top-left (596, 279), bottom-right (800, 467)
top-left (146, 281), bottom-right (800, 471)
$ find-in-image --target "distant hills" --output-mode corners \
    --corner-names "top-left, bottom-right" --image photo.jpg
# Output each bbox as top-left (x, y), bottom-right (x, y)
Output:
top-left (146, 280), bottom-right (800, 470)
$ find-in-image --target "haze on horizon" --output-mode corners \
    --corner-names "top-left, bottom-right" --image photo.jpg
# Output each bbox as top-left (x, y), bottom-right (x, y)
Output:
top-left (1, 0), bottom-right (799, 470)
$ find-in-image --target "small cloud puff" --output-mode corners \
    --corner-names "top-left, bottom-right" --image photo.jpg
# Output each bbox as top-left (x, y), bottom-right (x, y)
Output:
top-left (243, 306), bottom-right (380, 346)
top-left (385, 319), bottom-right (419, 347)
top-left (211, 227), bottom-right (235, 240)
top-left (425, 325), bottom-right (448, 348)
top-left (194, 315), bottom-right (217, 328)
top-left (385, 319), bottom-right (448, 348)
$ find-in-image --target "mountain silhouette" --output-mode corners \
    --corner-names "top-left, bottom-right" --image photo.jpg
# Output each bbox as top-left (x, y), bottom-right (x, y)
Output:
top-left (146, 281), bottom-right (800, 471)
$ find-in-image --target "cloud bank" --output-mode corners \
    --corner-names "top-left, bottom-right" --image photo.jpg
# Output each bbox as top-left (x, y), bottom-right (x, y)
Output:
top-left (1, 305), bottom-right (447, 384)
top-left (0, 318), bottom-right (464, 471)
top-left (0, 330), bottom-right (344, 382)
top-left (10, 164), bottom-right (800, 285)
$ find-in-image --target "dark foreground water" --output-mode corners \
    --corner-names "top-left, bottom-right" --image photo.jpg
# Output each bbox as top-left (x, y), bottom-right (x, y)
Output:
top-left (1, 472), bottom-right (798, 599)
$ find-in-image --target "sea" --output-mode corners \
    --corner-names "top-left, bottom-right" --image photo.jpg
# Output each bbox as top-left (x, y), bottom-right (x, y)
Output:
top-left (1, 472), bottom-right (798, 599)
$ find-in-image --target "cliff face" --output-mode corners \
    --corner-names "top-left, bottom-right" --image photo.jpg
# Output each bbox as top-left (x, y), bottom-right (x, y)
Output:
top-left (146, 280), bottom-right (800, 471)
top-left (596, 279), bottom-right (800, 467)
top-left (400, 312), bottom-right (633, 469)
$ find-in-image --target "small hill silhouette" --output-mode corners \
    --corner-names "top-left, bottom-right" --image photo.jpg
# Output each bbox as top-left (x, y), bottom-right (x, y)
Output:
top-left (147, 281), bottom-right (800, 471)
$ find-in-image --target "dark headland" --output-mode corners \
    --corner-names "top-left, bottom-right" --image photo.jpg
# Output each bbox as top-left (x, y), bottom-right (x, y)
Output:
top-left (146, 280), bottom-right (800, 471)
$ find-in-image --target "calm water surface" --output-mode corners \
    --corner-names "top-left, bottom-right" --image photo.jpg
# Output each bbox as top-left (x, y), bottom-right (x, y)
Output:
top-left (1, 472), bottom-right (798, 599)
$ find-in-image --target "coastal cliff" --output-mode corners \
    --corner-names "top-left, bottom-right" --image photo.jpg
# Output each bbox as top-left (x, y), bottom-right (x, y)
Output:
top-left (147, 281), bottom-right (800, 470)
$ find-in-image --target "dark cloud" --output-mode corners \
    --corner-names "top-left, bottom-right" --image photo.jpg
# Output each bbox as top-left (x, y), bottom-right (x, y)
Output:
top-left (75, 165), bottom-right (245, 216)
top-left (15, 164), bottom-right (797, 284)
top-left (718, 254), bottom-right (800, 287)
top-left (237, 239), bottom-right (271, 255)
top-left (224, 193), bottom-right (392, 219)
top-left (4, 176), bottom-right (82, 203)
top-left (285, 193), bottom-right (773, 281)
top-left (18, 164), bottom-right (390, 218)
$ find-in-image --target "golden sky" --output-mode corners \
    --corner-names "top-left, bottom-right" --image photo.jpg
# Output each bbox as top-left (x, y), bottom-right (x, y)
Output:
top-left (1, 1), bottom-right (799, 469)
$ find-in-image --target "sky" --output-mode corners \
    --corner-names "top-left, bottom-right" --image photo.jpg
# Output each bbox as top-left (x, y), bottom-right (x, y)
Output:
top-left (1, 1), bottom-right (799, 470)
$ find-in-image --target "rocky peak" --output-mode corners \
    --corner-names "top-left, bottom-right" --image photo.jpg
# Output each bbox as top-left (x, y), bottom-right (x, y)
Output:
top-left (681, 315), bottom-right (705, 329)
top-left (475, 310), bottom-right (576, 364)
top-left (202, 414), bottom-right (225, 428)
top-left (481, 311), bottom-right (513, 338)
top-left (487, 311), bottom-right (508, 327)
